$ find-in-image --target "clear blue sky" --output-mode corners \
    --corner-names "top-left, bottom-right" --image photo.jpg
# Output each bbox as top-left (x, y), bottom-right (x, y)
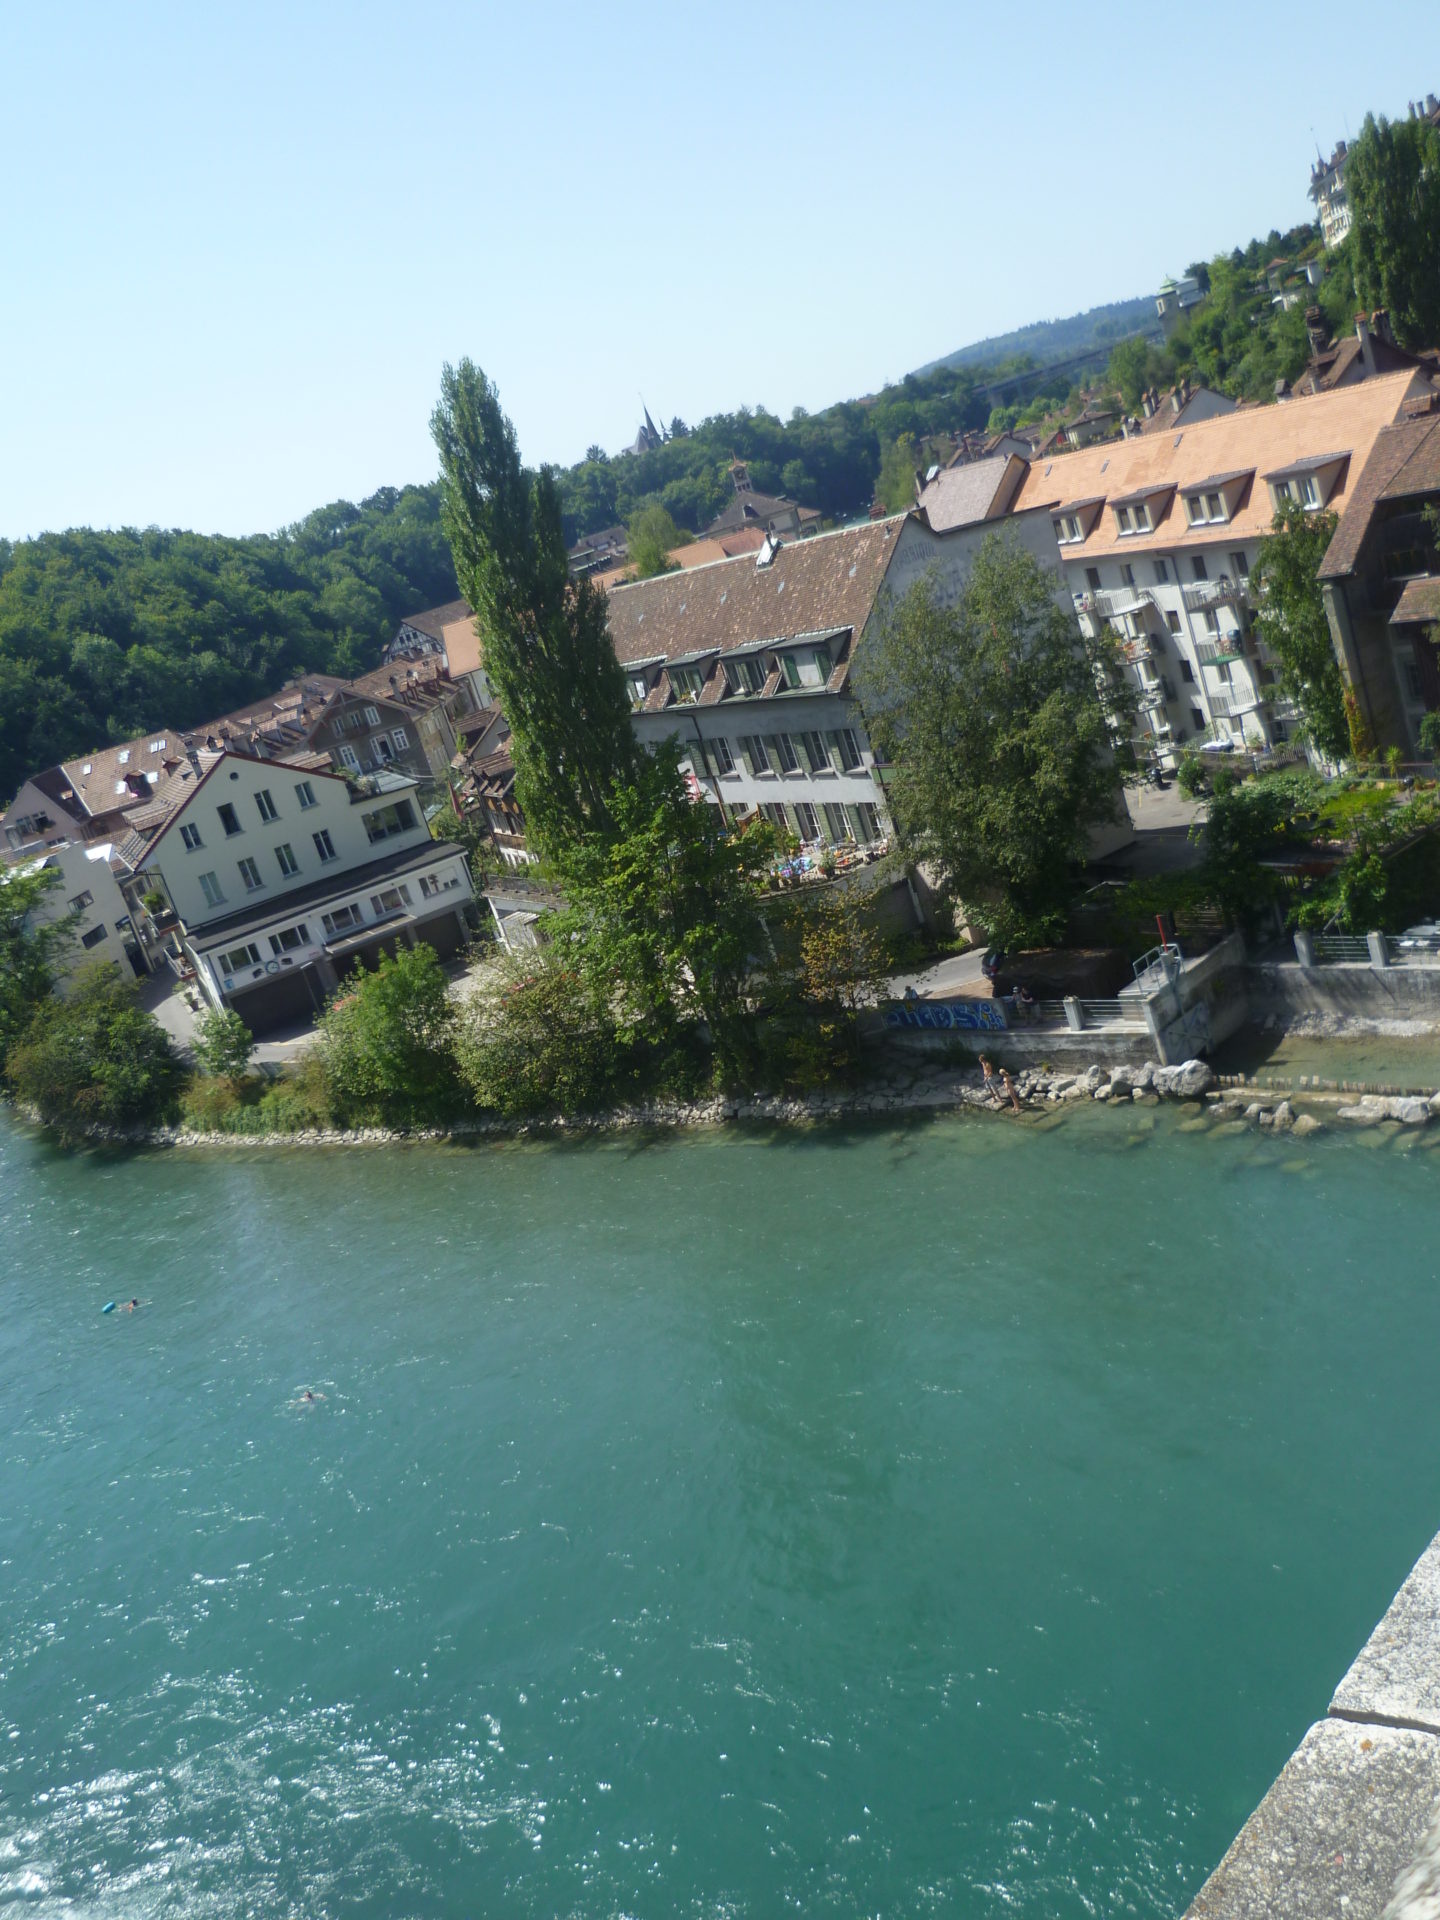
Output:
top-left (2, 2), bottom-right (1433, 540)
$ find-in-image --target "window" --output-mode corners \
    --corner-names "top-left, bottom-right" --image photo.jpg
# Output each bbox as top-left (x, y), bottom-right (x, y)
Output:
top-left (312, 829), bottom-right (337, 863)
top-left (832, 727), bottom-right (863, 771)
top-left (760, 803), bottom-right (791, 833)
top-left (255, 789), bottom-right (278, 822)
top-left (1203, 610), bottom-right (1219, 634)
top-left (800, 731), bottom-right (830, 773)
top-left (419, 872), bottom-right (457, 899)
top-left (149, 738), bottom-right (166, 753)
top-left (117, 749), bottom-right (130, 765)
top-left (322, 904), bottom-right (365, 936)
top-left (773, 733), bottom-right (800, 773)
top-left (198, 872), bottom-right (225, 907)
top-left (1190, 706), bottom-right (1205, 731)
top-left (238, 856), bottom-right (263, 891)
top-left (628, 672), bottom-right (648, 708)
top-left (295, 781), bottom-right (317, 809)
top-left (1273, 479), bottom-right (1295, 505)
top-left (793, 801), bottom-right (820, 841)
top-left (1153, 559), bottom-right (1169, 584)
top-left (1166, 611), bottom-right (1182, 634)
top-left (854, 802), bottom-right (882, 842)
top-left (1301, 476), bottom-right (1321, 508)
top-left (741, 656), bottom-right (768, 694)
top-left (1230, 551), bottom-right (1250, 580)
top-left (363, 705), bottom-right (382, 726)
top-left (671, 666), bottom-right (706, 703)
top-left (1180, 659), bottom-right (1195, 683)
top-left (217, 803), bottom-right (241, 836)
top-left (822, 804), bottom-right (852, 843)
top-left (362, 799), bottom-right (417, 844)
top-left (741, 735), bottom-right (770, 775)
top-left (708, 735), bottom-right (735, 775)
top-left (1085, 567), bottom-right (1101, 591)
top-left (1186, 495), bottom-right (1206, 526)
top-left (389, 728), bottom-right (409, 752)
top-left (1206, 493), bottom-right (1223, 521)
top-left (1120, 563), bottom-right (1135, 588)
top-left (275, 843), bottom-right (299, 877)
top-left (80, 923), bottom-right (107, 949)
top-left (337, 744), bottom-right (361, 772)
top-left (269, 924), bottom-right (310, 955)
top-left (1405, 662), bottom-right (1425, 700)
top-left (219, 942), bottom-right (261, 974)
top-left (1192, 555), bottom-right (1208, 581)
top-left (68, 889), bottom-right (94, 911)
top-left (370, 884), bottom-right (414, 916)
top-left (180, 822), bottom-right (204, 850)
top-left (1116, 506), bottom-right (1133, 533)
top-left (1132, 504), bottom-right (1151, 532)
top-left (780, 654), bottom-right (802, 690)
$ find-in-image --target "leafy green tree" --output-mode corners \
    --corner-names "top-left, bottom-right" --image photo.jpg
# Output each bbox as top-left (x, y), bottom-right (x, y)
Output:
top-left (1252, 502), bottom-right (1348, 760)
top-left (1106, 335), bottom-right (1174, 408)
top-left (627, 503), bottom-right (682, 578)
top-left (856, 534), bottom-right (1122, 945)
top-left (1417, 711), bottom-right (1440, 763)
top-left (431, 361), bottom-right (642, 858)
top-left (1195, 770), bottom-right (1321, 928)
top-left (1346, 111), bottom-right (1440, 349)
top-left (192, 1006), bottom-right (255, 1082)
top-left (429, 796), bottom-right (489, 885)
top-left (553, 748), bottom-right (778, 1077)
top-left (0, 865), bottom-right (74, 1065)
top-left (316, 944), bottom-right (461, 1126)
top-left (1175, 751), bottom-right (1206, 799)
top-left (454, 947), bottom-right (628, 1116)
top-left (6, 965), bottom-right (183, 1143)
top-left (776, 886), bottom-right (893, 1080)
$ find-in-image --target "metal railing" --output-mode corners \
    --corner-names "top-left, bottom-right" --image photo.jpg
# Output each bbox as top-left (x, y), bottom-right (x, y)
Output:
top-left (1183, 578), bottom-right (1250, 614)
top-left (1195, 637), bottom-right (1247, 667)
top-left (1310, 933), bottom-right (1371, 962)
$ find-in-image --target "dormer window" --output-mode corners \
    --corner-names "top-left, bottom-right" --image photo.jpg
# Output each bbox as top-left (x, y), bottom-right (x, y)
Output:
top-left (1186, 495), bottom-right (1206, 526)
top-left (1301, 476), bottom-right (1320, 508)
top-left (628, 672), bottom-right (648, 708)
top-left (1265, 452), bottom-right (1348, 515)
top-left (671, 665), bottom-right (706, 705)
top-left (1116, 506), bottom-right (1133, 533)
top-left (1054, 514), bottom-right (1083, 545)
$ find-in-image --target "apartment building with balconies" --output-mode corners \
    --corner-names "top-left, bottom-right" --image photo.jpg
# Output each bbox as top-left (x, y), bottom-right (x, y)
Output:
top-left (605, 505), bottom-right (1067, 853)
top-left (1006, 372), bottom-right (1428, 767)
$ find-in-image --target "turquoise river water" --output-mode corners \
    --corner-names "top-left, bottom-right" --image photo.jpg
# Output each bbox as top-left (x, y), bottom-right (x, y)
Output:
top-left (4, 1108), bottom-right (1440, 1917)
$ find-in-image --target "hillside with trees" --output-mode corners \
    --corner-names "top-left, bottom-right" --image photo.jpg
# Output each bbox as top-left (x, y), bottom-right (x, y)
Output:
top-left (0, 486), bottom-right (457, 801)
top-left (910, 295), bottom-right (1158, 378)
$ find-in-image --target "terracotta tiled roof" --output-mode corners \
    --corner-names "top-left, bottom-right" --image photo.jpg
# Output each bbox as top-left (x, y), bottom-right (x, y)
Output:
top-left (606, 517), bottom-right (906, 671)
top-left (1011, 373), bottom-right (1421, 569)
top-left (59, 732), bottom-right (189, 819)
top-left (1390, 578), bottom-right (1440, 626)
top-left (1318, 417), bottom-right (1440, 579)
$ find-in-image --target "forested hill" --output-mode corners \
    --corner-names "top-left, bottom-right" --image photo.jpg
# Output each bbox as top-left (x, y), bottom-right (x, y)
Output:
top-left (910, 295), bottom-right (1159, 378)
top-left (0, 487), bottom-right (458, 803)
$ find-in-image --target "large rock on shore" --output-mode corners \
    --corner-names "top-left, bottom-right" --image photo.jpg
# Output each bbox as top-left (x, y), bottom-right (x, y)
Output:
top-left (1153, 1060), bottom-right (1215, 1099)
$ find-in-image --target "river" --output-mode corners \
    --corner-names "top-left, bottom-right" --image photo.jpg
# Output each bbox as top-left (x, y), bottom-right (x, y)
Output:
top-left (3, 1108), bottom-right (1439, 1917)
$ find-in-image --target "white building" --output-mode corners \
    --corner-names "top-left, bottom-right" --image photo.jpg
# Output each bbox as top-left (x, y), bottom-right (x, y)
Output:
top-left (128, 753), bottom-right (474, 1031)
top-left (6, 840), bottom-right (147, 987)
top-left (1001, 372), bottom-right (1428, 767)
top-left (605, 495), bottom-right (1068, 852)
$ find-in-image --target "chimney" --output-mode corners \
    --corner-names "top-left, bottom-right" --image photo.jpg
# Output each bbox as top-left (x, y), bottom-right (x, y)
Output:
top-left (1356, 311), bottom-right (1376, 376)
top-left (1305, 305), bottom-right (1328, 356)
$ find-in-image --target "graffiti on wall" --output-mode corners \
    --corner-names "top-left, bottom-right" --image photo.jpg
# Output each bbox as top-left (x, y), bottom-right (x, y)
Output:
top-left (884, 998), bottom-right (1007, 1033)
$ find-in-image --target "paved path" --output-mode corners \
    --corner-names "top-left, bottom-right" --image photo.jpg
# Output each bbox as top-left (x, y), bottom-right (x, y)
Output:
top-left (888, 946), bottom-right (990, 1001)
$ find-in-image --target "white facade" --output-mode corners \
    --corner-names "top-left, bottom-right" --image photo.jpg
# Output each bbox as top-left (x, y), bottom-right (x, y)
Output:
top-left (626, 511), bottom-right (1069, 851)
top-left (7, 840), bottom-right (144, 987)
top-left (137, 754), bottom-right (474, 1028)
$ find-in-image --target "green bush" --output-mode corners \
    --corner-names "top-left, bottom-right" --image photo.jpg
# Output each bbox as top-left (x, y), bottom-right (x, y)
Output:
top-left (454, 950), bottom-right (630, 1116)
top-left (1175, 752), bottom-right (1205, 799)
top-left (193, 1006), bottom-right (255, 1081)
top-left (7, 965), bottom-right (183, 1143)
top-left (316, 945), bottom-right (463, 1127)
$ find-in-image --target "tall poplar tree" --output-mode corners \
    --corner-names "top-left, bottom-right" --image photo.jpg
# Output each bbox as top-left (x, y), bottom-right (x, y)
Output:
top-left (1346, 111), bottom-right (1440, 351)
top-left (430, 361), bottom-right (640, 858)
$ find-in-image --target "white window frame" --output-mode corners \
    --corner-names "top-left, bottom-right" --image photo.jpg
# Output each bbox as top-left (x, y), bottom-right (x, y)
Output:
top-left (337, 744), bottom-right (361, 772)
top-left (312, 829), bottom-right (337, 863)
top-left (198, 871), bottom-right (225, 907)
top-left (255, 789), bottom-right (278, 822)
top-left (180, 823), bottom-right (204, 851)
top-left (389, 727), bottom-right (409, 752)
top-left (275, 843), bottom-right (299, 877)
top-left (295, 781), bottom-right (317, 809)
top-left (237, 856), bottom-right (263, 892)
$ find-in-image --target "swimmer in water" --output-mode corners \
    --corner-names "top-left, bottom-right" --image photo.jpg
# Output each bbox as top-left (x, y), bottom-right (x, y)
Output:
top-left (292, 1388), bottom-right (326, 1407)
top-left (121, 1298), bottom-right (141, 1312)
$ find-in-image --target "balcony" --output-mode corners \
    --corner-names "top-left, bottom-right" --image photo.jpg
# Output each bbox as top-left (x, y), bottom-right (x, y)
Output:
top-left (1195, 637), bottom-right (1247, 667)
top-left (1183, 578), bottom-right (1250, 615)
top-left (1121, 635), bottom-right (1153, 665)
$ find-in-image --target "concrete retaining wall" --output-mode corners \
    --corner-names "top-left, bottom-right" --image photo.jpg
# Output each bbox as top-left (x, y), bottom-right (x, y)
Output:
top-left (1250, 962), bottom-right (1440, 1024)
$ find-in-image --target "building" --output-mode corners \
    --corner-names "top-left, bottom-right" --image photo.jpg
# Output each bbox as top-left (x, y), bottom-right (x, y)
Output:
top-left (703, 461), bottom-right (821, 542)
top-left (567, 528), bottom-right (629, 580)
top-left (202, 666), bottom-right (464, 789)
top-left (126, 753), bottom-right (474, 1032)
top-left (605, 507), bottom-right (1068, 853)
top-left (383, 600), bottom-right (493, 707)
top-left (1290, 309), bottom-right (1440, 399)
top-left (1005, 370), bottom-right (1427, 767)
top-left (1156, 274), bottom-right (1205, 338)
top-left (451, 707), bottom-right (534, 867)
top-left (1127, 383), bottom-right (1238, 438)
top-left (587, 527), bottom-right (768, 594)
top-left (5, 839), bottom-right (148, 985)
top-left (914, 453), bottom-right (1029, 530)
top-left (1316, 407), bottom-right (1440, 754)
top-left (1309, 142), bottom-right (1350, 249)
